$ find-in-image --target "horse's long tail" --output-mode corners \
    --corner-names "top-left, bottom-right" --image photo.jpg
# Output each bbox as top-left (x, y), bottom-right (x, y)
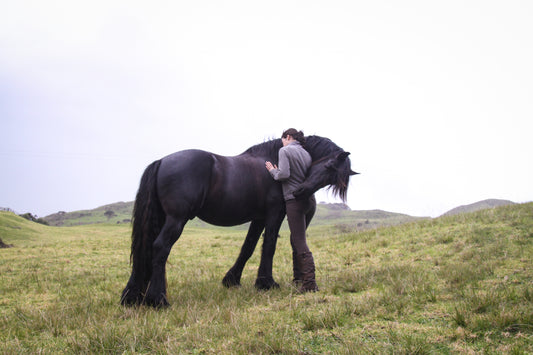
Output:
top-left (130, 159), bottom-right (165, 293)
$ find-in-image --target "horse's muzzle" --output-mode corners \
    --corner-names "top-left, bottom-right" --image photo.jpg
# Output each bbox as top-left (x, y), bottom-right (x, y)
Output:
top-left (292, 186), bottom-right (310, 199)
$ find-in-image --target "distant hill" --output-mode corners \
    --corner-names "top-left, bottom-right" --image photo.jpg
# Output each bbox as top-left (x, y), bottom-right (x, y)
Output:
top-left (43, 202), bottom-right (135, 226)
top-left (312, 203), bottom-right (425, 230)
top-left (37, 198), bottom-right (523, 227)
top-left (442, 199), bottom-right (515, 216)
top-left (42, 201), bottom-right (424, 229)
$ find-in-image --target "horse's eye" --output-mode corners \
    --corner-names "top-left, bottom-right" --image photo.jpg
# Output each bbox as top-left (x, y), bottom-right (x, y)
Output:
top-left (325, 160), bottom-right (336, 170)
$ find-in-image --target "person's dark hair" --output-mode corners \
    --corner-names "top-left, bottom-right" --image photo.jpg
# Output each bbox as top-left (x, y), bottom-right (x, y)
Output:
top-left (282, 128), bottom-right (306, 145)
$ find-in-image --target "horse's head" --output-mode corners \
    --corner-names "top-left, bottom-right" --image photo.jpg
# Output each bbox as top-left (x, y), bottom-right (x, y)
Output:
top-left (293, 151), bottom-right (358, 202)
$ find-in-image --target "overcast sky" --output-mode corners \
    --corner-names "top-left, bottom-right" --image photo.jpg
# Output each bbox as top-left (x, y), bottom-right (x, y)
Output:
top-left (1, 1), bottom-right (532, 218)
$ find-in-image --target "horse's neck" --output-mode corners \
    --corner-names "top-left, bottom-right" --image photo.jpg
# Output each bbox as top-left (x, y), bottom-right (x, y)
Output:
top-left (241, 140), bottom-right (282, 160)
top-left (306, 136), bottom-right (341, 160)
top-left (242, 136), bottom-right (340, 161)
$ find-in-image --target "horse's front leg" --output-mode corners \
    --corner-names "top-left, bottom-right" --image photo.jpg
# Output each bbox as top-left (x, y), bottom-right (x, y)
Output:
top-left (222, 220), bottom-right (264, 287)
top-left (255, 212), bottom-right (285, 290)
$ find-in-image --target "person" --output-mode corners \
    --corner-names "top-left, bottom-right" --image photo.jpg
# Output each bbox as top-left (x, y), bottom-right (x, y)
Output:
top-left (265, 128), bottom-right (318, 292)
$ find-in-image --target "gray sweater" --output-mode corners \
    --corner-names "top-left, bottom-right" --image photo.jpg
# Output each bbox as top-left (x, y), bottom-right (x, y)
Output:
top-left (269, 141), bottom-right (312, 200)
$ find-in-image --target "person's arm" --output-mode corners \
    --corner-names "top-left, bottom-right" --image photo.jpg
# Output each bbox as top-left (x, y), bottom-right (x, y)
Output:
top-left (268, 149), bottom-right (290, 181)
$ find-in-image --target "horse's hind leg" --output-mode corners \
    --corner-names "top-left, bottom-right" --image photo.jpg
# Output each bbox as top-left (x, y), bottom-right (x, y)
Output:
top-left (144, 216), bottom-right (186, 307)
top-left (222, 220), bottom-right (265, 287)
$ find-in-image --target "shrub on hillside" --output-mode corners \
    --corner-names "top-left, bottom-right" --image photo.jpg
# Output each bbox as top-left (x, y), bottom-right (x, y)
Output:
top-left (19, 212), bottom-right (49, 226)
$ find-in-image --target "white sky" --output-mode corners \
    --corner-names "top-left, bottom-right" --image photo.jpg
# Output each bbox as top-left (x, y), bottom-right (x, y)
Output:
top-left (1, 1), bottom-right (532, 218)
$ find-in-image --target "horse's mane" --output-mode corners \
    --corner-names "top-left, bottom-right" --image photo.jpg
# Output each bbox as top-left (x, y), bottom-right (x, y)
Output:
top-left (304, 135), bottom-right (344, 160)
top-left (243, 135), bottom-right (342, 159)
top-left (242, 138), bottom-right (283, 160)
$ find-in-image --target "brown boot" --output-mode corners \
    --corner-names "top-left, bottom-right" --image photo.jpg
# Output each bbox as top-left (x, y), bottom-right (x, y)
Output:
top-left (297, 252), bottom-right (319, 292)
top-left (292, 251), bottom-right (302, 286)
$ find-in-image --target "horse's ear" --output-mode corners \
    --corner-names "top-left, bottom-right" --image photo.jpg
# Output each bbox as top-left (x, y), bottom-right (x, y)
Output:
top-left (337, 151), bottom-right (350, 161)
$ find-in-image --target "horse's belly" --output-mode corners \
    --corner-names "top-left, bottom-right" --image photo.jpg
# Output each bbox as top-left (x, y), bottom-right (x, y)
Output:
top-left (197, 198), bottom-right (261, 227)
top-left (193, 154), bottom-right (280, 226)
top-left (197, 215), bottom-right (250, 227)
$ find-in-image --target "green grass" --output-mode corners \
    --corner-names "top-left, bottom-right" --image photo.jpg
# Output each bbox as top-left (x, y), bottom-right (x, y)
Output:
top-left (1, 203), bottom-right (532, 354)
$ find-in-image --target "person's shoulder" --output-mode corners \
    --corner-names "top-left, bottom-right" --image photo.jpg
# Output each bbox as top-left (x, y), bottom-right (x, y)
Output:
top-left (279, 145), bottom-right (289, 153)
top-left (281, 144), bottom-right (296, 153)
top-left (287, 142), bottom-right (302, 149)
top-left (291, 143), bottom-right (308, 153)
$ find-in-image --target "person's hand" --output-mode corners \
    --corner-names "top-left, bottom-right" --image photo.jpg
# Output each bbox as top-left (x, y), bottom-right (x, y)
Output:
top-left (265, 161), bottom-right (277, 171)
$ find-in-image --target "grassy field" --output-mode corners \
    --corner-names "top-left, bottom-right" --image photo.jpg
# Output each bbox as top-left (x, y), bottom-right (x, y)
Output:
top-left (1, 203), bottom-right (532, 354)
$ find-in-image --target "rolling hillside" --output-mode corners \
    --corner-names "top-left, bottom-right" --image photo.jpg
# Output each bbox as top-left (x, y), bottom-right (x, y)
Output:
top-left (42, 201), bottom-right (424, 229)
top-left (43, 201), bottom-right (135, 226)
top-left (28, 198), bottom-right (524, 229)
top-left (442, 199), bottom-right (515, 216)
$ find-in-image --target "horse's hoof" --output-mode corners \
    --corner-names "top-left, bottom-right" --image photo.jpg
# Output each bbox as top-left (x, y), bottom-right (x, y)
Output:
top-left (145, 299), bottom-right (170, 308)
top-left (120, 288), bottom-right (142, 306)
top-left (222, 272), bottom-right (242, 288)
top-left (143, 292), bottom-right (170, 308)
top-left (121, 297), bottom-right (141, 306)
top-left (254, 278), bottom-right (280, 290)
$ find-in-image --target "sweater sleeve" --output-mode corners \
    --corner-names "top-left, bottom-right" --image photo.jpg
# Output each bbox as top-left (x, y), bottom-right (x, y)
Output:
top-left (269, 148), bottom-right (291, 181)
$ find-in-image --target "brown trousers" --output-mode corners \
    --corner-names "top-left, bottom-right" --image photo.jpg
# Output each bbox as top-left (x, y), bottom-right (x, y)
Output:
top-left (285, 196), bottom-right (315, 255)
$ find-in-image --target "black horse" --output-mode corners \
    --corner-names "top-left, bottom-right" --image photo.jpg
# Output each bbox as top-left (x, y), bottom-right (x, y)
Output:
top-left (121, 136), bottom-right (357, 307)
